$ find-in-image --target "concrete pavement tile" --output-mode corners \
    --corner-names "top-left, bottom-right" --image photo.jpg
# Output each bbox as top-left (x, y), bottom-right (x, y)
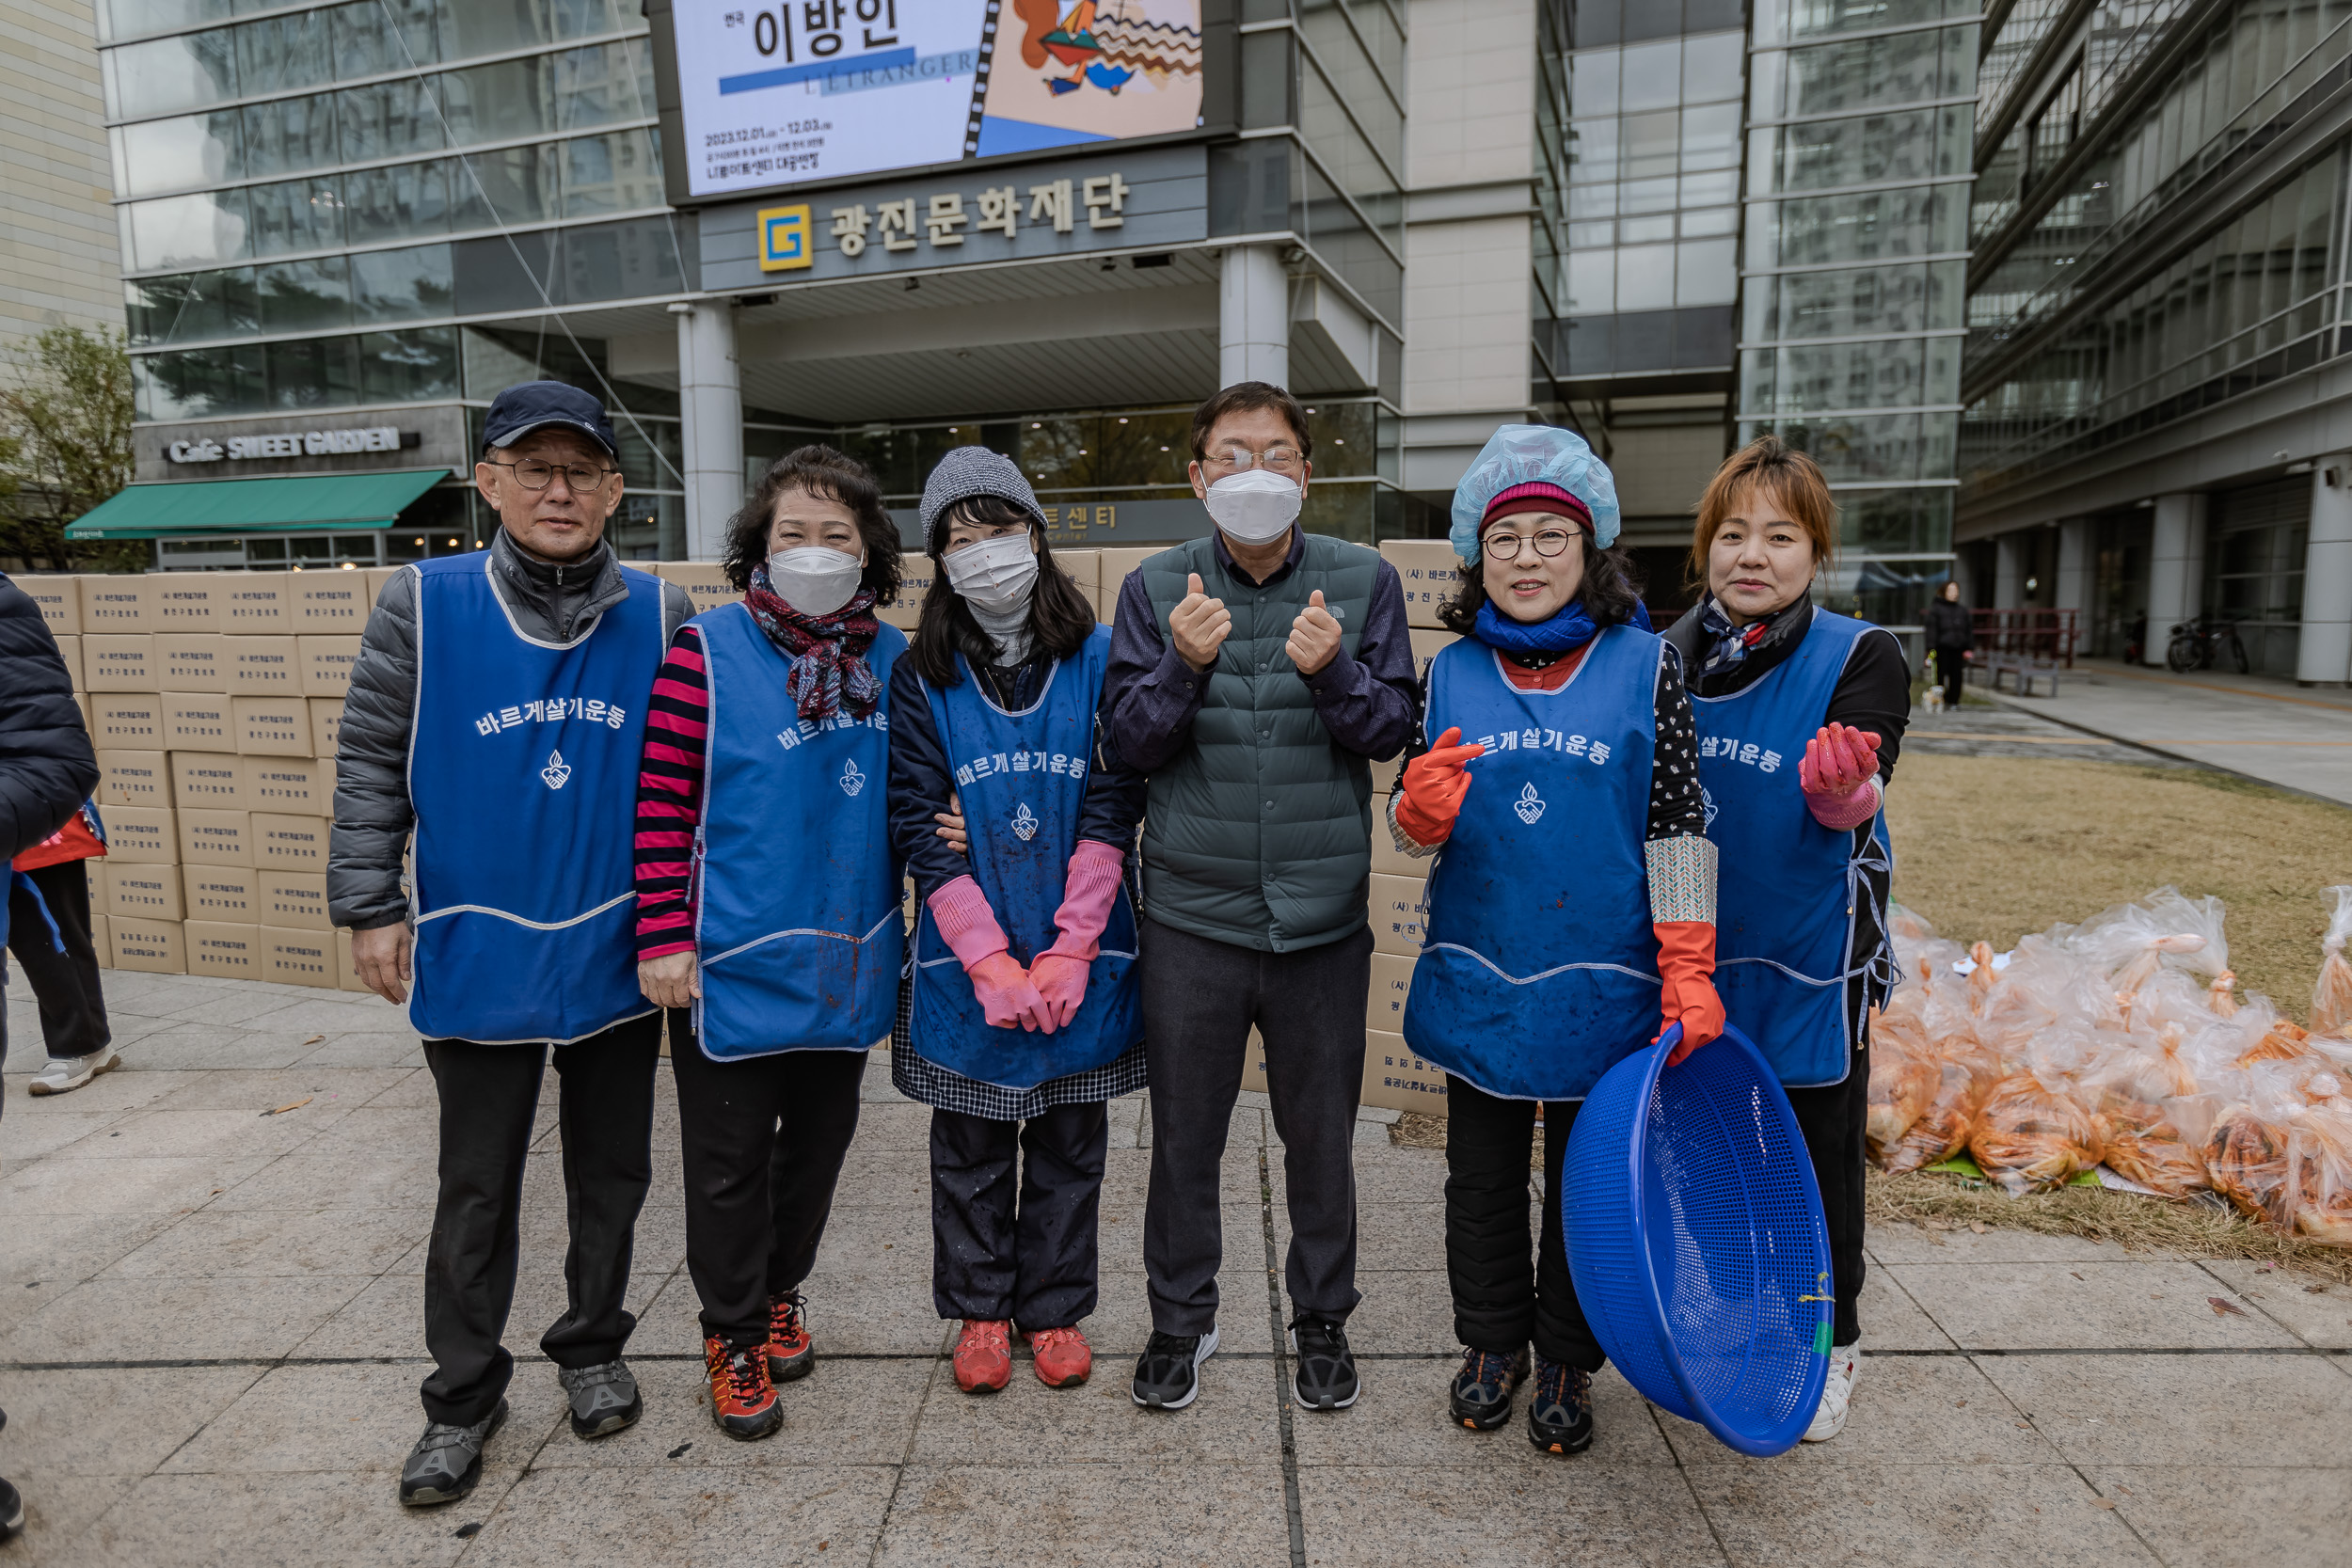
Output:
top-left (1344, 1270), bottom-right (1458, 1354)
top-left (1972, 1352), bottom-right (2352, 1466)
top-left (1865, 1221), bottom-right (2139, 1266)
top-left (56, 1105), bottom-right (357, 1163)
top-left (51, 1468), bottom-right (519, 1568)
top-left (2086, 1464), bottom-right (2352, 1568)
top-left (1298, 1463), bottom-right (1718, 1568)
top-left (2196, 1259), bottom-right (2352, 1349)
top-left (154, 988), bottom-right (308, 1028)
top-left (1353, 1200), bottom-right (1444, 1272)
top-left (461, 1465), bottom-right (899, 1568)
top-left (0, 1154), bottom-right (276, 1216)
top-left (1688, 1463), bottom-right (2159, 1568)
top-left (205, 1154), bottom-right (437, 1212)
top-left (0, 1367), bottom-right (262, 1475)
top-left (114, 1025), bottom-right (316, 1072)
top-left (83, 974), bottom-right (233, 1017)
top-left (826, 1139), bottom-right (932, 1209)
top-left (1290, 1358), bottom-right (1674, 1468)
top-left (877, 1461), bottom-right (1292, 1567)
top-left (292, 1269), bottom-right (669, 1362)
top-left (4, 1069), bottom-right (197, 1118)
top-left (626, 1268), bottom-right (734, 1358)
top-left (0, 1275), bottom-right (371, 1363)
top-left (843, 1101), bottom-right (934, 1150)
top-left (99, 1206), bottom-right (428, 1279)
top-left (0, 1212), bottom-right (178, 1286)
top-left (911, 1348), bottom-right (1277, 1465)
top-left (510, 1200), bottom-right (687, 1270)
top-left (164, 1360), bottom-right (564, 1475)
top-left (0, 1469), bottom-right (142, 1566)
top-left (291, 1107), bottom-right (442, 1161)
top-left (224, 995), bottom-right (405, 1036)
top-left (1351, 1143), bottom-right (1449, 1204)
top-left (0, 1283), bottom-right (64, 1342)
top-left (1854, 1266), bottom-right (1961, 1352)
top-left (0, 1111), bottom-right (126, 1164)
top-left (791, 1228), bottom-right (966, 1356)
top-left (532, 1354), bottom-right (930, 1468)
top-left (1883, 1259), bottom-right (2302, 1350)
top-left (1657, 1354), bottom-right (2054, 1466)
top-left (142, 1068), bottom-right (409, 1114)
top-left (294, 1035), bottom-right (428, 1070)
top-left (356, 1069), bottom-right (437, 1109)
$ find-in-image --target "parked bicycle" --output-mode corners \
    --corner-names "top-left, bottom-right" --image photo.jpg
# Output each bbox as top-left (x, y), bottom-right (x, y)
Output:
top-left (2165, 618), bottom-right (2249, 674)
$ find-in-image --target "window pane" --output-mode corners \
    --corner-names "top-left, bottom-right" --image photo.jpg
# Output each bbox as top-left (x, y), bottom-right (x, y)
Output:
top-left (351, 245), bottom-right (453, 322)
top-left (337, 79), bottom-right (446, 165)
top-left (451, 144), bottom-right (559, 230)
top-left (105, 27), bottom-right (237, 119)
top-left (561, 129), bottom-right (664, 217)
top-left (1680, 102), bottom-right (1741, 170)
top-left (1615, 242), bottom-right (1676, 309)
top-left (1680, 204), bottom-right (1738, 236)
top-left (1571, 50), bottom-right (1619, 117)
top-left (136, 342), bottom-right (266, 419)
top-left (549, 0), bottom-right (630, 38)
top-left (555, 40), bottom-right (657, 132)
top-left (106, 0), bottom-right (235, 40)
top-left (1677, 237), bottom-right (1737, 305)
top-left (267, 334), bottom-right (361, 410)
top-left (246, 179), bottom-right (346, 258)
top-left (358, 326), bottom-right (460, 402)
top-left (255, 256), bottom-right (353, 334)
top-left (439, 0), bottom-right (553, 62)
top-left (344, 159), bottom-right (454, 245)
top-left (128, 190), bottom-right (251, 271)
top-left (243, 93), bottom-right (342, 179)
top-left (236, 8), bottom-right (332, 97)
top-left (130, 267), bottom-right (257, 343)
top-left (1569, 117), bottom-right (1617, 181)
top-left (1617, 39), bottom-right (1679, 111)
top-left (437, 55), bottom-right (555, 146)
top-left (329, 0), bottom-right (439, 78)
top-left (1681, 31), bottom-right (1744, 102)
top-left (1621, 110), bottom-right (1677, 178)
top-left (113, 113), bottom-right (242, 198)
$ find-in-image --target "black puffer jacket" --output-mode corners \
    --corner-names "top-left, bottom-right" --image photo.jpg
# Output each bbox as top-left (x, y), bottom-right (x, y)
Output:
top-left (326, 531), bottom-right (692, 930)
top-left (1922, 597), bottom-right (1974, 648)
top-left (0, 572), bottom-right (99, 861)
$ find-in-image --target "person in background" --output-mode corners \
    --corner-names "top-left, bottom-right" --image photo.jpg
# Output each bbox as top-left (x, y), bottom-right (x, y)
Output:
top-left (331, 382), bottom-right (694, 1505)
top-left (0, 568), bottom-right (103, 1545)
top-left (11, 796), bottom-right (115, 1096)
top-left (1921, 579), bottom-right (1973, 710)
top-left (1661, 436), bottom-right (1909, 1443)
top-left (1391, 425), bottom-right (1720, 1456)
top-left (633, 447), bottom-right (905, 1442)
top-left (1104, 381), bottom-right (1419, 1414)
top-left (886, 448), bottom-right (1148, 1396)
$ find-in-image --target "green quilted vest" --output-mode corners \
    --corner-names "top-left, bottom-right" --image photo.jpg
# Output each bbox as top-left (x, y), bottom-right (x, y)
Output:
top-left (1138, 532), bottom-right (1383, 951)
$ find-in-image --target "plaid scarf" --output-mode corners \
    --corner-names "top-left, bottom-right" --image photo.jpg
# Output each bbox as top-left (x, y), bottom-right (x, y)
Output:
top-left (1694, 592), bottom-right (1810, 689)
top-left (743, 562), bottom-right (882, 722)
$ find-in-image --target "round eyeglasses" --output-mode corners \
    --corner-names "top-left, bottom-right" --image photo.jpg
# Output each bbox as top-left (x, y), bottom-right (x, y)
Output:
top-left (1481, 528), bottom-right (1581, 562)
top-left (485, 458), bottom-right (620, 494)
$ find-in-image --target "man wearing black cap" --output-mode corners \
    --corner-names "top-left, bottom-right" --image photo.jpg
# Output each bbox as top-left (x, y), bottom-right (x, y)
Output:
top-left (329, 382), bottom-right (694, 1506)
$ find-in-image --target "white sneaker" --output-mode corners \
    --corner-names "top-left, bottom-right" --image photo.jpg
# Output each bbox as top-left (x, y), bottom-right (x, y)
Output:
top-left (1803, 1342), bottom-right (1858, 1442)
top-left (27, 1049), bottom-right (120, 1097)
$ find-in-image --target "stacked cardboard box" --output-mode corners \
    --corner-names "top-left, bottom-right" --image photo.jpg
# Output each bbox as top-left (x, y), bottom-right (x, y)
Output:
top-left (32, 568), bottom-right (382, 990)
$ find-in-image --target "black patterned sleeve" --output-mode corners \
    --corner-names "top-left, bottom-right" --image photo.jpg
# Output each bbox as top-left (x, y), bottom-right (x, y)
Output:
top-left (1647, 649), bottom-right (1705, 842)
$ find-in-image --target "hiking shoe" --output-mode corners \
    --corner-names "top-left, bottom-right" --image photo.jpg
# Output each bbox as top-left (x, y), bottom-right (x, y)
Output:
top-left (1026, 1325), bottom-right (1092, 1388)
top-left (704, 1336), bottom-right (782, 1442)
top-left (1804, 1342), bottom-right (1859, 1442)
top-left (557, 1358), bottom-right (641, 1438)
top-left (1288, 1314), bottom-right (1359, 1412)
top-left (1131, 1326), bottom-right (1218, 1410)
top-left (1450, 1346), bottom-right (1528, 1431)
top-left (398, 1399), bottom-right (507, 1506)
top-left (953, 1319), bottom-right (1012, 1394)
top-left (0, 1474), bottom-right (21, 1542)
top-left (1526, 1357), bottom-right (1594, 1455)
top-left (27, 1048), bottom-right (119, 1097)
top-left (767, 1291), bottom-right (815, 1385)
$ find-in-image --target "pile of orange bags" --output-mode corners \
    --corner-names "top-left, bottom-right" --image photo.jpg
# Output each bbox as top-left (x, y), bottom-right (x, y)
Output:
top-left (1867, 890), bottom-right (2352, 1243)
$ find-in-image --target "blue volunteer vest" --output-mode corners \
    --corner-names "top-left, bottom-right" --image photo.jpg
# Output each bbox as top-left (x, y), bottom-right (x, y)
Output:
top-left (1401, 626), bottom-right (1662, 1101)
top-left (1692, 607), bottom-right (1894, 1088)
top-left (692, 603), bottom-right (905, 1060)
top-left (407, 553), bottom-right (662, 1043)
top-left (908, 627), bottom-right (1141, 1089)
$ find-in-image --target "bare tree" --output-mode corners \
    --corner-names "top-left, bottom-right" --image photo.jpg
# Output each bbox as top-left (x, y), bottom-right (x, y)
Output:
top-left (0, 327), bottom-right (136, 572)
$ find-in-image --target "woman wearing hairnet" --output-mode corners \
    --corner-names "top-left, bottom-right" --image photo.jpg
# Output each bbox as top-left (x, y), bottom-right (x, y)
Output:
top-left (1390, 425), bottom-right (1721, 1456)
top-left (1660, 436), bottom-right (1908, 1443)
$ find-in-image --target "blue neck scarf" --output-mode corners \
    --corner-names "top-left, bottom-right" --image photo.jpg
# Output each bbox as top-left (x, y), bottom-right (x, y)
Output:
top-left (1471, 595), bottom-right (1650, 657)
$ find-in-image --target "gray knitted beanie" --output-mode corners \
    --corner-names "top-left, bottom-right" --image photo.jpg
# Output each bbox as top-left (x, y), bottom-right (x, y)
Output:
top-left (917, 446), bottom-right (1047, 556)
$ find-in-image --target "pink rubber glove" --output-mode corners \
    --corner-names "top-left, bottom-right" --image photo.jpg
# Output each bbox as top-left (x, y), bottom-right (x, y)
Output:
top-left (927, 876), bottom-right (1050, 1032)
top-left (1029, 840), bottom-right (1127, 1030)
top-left (1798, 721), bottom-right (1883, 831)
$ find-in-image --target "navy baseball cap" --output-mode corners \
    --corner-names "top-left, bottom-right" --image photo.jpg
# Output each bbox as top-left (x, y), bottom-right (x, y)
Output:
top-left (482, 381), bottom-right (618, 458)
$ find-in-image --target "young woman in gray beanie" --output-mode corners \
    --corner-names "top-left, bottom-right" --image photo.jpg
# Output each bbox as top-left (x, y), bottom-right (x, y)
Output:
top-left (884, 446), bottom-right (1148, 1395)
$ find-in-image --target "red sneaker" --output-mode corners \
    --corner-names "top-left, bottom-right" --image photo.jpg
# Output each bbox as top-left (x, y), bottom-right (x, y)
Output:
top-left (704, 1335), bottom-right (782, 1441)
top-left (953, 1319), bottom-right (1012, 1394)
top-left (1026, 1325), bottom-right (1092, 1388)
top-left (767, 1291), bottom-right (814, 1385)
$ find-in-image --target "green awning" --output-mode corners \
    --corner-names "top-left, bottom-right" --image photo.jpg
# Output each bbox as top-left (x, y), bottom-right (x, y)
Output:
top-left (65, 468), bottom-right (453, 539)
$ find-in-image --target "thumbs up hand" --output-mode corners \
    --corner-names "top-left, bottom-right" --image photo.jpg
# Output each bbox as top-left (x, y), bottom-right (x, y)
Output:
top-left (1170, 570), bottom-right (1232, 672)
top-left (1287, 588), bottom-right (1343, 676)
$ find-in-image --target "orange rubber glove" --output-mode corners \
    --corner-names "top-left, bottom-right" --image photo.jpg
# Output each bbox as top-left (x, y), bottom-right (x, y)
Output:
top-left (1655, 921), bottom-right (1725, 1067)
top-left (1395, 726), bottom-right (1486, 847)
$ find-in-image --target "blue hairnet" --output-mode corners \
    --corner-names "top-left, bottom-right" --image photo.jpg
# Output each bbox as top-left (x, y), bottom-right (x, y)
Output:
top-left (1449, 425), bottom-right (1620, 557)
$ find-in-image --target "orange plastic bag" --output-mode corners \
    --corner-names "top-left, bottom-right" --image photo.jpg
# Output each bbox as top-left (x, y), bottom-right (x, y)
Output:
top-left (2091, 1025), bottom-right (2209, 1196)
top-left (1970, 1069), bottom-right (2106, 1196)
top-left (2284, 1107), bottom-right (2352, 1244)
top-left (2203, 1101), bottom-right (2293, 1227)
top-left (1866, 1028), bottom-right (1937, 1164)
top-left (1881, 1055), bottom-right (1983, 1174)
top-left (2314, 886), bottom-right (2352, 1037)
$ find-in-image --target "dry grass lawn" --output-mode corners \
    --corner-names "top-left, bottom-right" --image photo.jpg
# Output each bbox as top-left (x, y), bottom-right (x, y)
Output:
top-left (1881, 753), bottom-right (2352, 1023)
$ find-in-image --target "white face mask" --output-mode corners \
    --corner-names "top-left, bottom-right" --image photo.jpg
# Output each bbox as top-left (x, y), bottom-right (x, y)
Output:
top-left (943, 531), bottom-right (1040, 611)
top-left (1203, 468), bottom-right (1303, 545)
top-left (766, 546), bottom-right (864, 617)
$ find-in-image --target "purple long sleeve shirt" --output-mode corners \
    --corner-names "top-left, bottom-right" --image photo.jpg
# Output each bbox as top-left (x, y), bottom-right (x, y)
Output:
top-left (1103, 528), bottom-right (1421, 770)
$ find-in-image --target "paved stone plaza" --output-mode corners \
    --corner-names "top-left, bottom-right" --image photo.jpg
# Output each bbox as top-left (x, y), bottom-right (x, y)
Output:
top-left (2, 970), bottom-right (2348, 1567)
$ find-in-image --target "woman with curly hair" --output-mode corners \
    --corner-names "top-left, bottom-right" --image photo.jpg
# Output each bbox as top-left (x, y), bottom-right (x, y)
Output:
top-left (630, 445), bottom-right (905, 1443)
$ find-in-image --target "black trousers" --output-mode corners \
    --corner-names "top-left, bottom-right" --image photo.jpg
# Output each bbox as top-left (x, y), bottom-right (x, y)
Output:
top-left (1933, 645), bottom-right (1967, 707)
top-left (1140, 917), bottom-right (1371, 1336)
top-left (669, 1011), bottom-right (866, 1351)
top-left (419, 1014), bottom-right (661, 1427)
top-left (1443, 1075), bottom-right (1592, 1369)
top-left (930, 1102), bottom-right (1107, 1328)
top-left (7, 861), bottom-right (110, 1059)
top-left (1504, 1039), bottom-right (1873, 1371)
